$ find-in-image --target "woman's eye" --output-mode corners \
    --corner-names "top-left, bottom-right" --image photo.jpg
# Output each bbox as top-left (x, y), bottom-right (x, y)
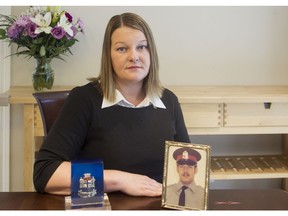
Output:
top-left (138, 45), bottom-right (148, 50)
top-left (116, 47), bottom-right (127, 52)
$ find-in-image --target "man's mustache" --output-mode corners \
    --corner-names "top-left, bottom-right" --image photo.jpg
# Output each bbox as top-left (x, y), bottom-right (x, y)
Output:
top-left (181, 172), bottom-right (190, 177)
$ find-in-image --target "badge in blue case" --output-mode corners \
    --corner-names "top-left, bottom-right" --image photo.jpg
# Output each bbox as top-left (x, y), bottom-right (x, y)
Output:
top-left (71, 159), bottom-right (104, 208)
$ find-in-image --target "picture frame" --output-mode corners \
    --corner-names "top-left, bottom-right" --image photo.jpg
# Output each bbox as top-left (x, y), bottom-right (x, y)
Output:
top-left (161, 141), bottom-right (211, 210)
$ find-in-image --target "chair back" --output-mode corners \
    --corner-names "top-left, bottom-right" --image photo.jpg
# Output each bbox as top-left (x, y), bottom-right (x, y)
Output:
top-left (33, 91), bottom-right (70, 136)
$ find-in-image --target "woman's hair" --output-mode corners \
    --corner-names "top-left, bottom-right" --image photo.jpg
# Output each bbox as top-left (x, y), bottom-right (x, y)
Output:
top-left (89, 12), bottom-right (163, 102)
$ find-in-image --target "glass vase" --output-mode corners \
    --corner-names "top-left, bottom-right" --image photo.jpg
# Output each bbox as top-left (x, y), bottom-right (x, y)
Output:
top-left (33, 58), bottom-right (54, 91)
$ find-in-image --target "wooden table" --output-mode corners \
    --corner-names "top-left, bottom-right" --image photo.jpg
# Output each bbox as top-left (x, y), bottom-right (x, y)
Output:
top-left (0, 189), bottom-right (288, 210)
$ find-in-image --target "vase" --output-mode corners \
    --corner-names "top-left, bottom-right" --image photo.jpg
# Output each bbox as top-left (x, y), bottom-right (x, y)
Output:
top-left (32, 58), bottom-right (54, 91)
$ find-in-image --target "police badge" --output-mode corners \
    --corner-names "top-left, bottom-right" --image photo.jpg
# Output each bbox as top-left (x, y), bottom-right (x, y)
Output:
top-left (65, 159), bottom-right (110, 209)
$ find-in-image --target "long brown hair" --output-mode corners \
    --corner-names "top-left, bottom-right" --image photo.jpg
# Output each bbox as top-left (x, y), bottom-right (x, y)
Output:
top-left (89, 12), bottom-right (163, 102)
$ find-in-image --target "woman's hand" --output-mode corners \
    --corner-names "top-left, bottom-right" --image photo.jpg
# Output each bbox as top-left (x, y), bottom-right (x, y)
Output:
top-left (104, 170), bottom-right (162, 197)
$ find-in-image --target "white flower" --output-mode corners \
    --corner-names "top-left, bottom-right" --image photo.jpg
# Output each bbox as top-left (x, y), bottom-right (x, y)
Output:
top-left (57, 14), bottom-right (73, 36)
top-left (30, 12), bottom-right (52, 34)
top-left (21, 6), bottom-right (45, 17)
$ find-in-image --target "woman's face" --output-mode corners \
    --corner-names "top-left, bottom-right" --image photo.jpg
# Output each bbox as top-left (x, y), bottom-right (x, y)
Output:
top-left (110, 26), bottom-right (150, 86)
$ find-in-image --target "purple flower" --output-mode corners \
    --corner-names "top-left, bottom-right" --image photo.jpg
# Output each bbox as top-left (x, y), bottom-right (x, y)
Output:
top-left (25, 22), bottom-right (38, 38)
top-left (76, 18), bottom-right (84, 33)
top-left (15, 15), bottom-right (30, 27)
top-left (7, 23), bottom-right (22, 39)
top-left (51, 26), bottom-right (66, 39)
top-left (66, 26), bottom-right (77, 40)
top-left (0, 7), bottom-right (84, 60)
top-left (65, 12), bottom-right (72, 23)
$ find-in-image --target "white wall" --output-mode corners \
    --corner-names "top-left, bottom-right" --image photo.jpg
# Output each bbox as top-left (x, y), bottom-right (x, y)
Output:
top-left (8, 6), bottom-right (288, 190)
top-left (11, 6), bottom-right (288, 86)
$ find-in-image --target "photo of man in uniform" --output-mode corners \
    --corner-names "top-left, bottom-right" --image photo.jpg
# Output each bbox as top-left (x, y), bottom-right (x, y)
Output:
top-left (165, 147), bottom-right (205, 209)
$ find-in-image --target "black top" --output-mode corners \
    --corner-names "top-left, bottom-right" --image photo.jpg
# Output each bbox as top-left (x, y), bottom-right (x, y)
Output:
top-left (33, 82), bottom-right (190, 193)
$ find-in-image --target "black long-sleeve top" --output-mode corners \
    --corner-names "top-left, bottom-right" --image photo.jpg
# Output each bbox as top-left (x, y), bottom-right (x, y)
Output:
top-left (33, 82), bottom-right (190, 193)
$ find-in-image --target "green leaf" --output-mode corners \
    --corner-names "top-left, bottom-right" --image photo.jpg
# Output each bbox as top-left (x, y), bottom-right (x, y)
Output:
top-left (0, 28), bottom-right (6, 36)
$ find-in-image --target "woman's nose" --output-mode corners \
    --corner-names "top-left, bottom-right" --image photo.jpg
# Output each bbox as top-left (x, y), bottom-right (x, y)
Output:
top-left (129, 49), bottom-right (139, 63)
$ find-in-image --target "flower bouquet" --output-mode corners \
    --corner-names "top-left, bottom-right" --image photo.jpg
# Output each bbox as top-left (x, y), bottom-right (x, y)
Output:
top-left (0, 6), bottom-right (84, 91)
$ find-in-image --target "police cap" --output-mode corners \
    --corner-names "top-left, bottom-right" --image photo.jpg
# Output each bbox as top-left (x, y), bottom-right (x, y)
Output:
top-left (173, 147), bottom-right (201, 166)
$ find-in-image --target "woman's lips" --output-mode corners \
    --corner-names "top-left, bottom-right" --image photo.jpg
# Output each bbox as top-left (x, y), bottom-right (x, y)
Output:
top-left (127, 65), bottom-right (141, 69)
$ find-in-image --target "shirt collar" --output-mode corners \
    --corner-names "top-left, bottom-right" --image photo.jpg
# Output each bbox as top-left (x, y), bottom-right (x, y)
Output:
top-left (176, 182), bottom-right (198, 193)
top-left (101, 89), bottom-right (166, 109)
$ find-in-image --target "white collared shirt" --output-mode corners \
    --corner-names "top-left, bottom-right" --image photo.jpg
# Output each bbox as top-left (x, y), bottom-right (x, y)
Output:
top-left (101, 89), bottom-right (166, 109)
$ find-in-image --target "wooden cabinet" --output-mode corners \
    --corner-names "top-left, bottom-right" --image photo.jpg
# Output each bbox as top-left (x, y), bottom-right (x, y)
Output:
top-left (170, 86), bottom-right (288, 190)
top-left (5, 86), bottom-right (288, 191)
top-left (224, 103), bottom-right (288, 127)
top-left (181, 103), bottom-right (222, 128)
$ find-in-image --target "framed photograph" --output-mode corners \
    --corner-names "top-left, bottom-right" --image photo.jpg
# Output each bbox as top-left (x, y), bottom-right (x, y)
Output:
top-left (161, 141), bottom-right (211, 210)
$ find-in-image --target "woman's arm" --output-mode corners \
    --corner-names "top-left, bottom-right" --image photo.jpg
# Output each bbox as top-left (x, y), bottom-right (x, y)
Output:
top-left (45, 162), bottom-right (162, 197)
top-left (44, 161), bottom-right (71, 195)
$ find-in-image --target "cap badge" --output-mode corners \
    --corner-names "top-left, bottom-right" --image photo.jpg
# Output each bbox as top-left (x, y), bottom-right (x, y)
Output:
top-left (182, 150), bottom-right (189, 160)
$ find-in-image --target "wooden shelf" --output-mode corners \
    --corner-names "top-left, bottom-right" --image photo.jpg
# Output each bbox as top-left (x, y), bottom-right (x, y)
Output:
top-left (211, 155), bottom-right (288, 180)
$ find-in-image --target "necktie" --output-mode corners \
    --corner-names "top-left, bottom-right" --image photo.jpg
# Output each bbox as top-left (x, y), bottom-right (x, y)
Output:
top-left (178, 186), bottom-right (188, 206)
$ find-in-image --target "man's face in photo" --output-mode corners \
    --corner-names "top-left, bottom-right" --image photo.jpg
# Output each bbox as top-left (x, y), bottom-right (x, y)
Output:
top-left (177, 164), bottom-right (198, 185)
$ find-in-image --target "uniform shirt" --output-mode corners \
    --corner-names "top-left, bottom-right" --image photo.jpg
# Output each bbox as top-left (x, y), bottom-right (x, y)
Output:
top-left (166, 181), bottom-right (205, 209)
top-left (33, 82), bottom-right (190, 193)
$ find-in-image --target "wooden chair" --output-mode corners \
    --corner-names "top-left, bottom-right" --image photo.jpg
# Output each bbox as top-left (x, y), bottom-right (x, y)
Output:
top-left (32, 91), bottom-right (70, 136)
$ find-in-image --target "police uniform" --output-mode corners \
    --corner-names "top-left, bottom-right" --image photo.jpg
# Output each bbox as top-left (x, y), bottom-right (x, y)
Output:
top-left (165, 147), bottom-right (205, 209)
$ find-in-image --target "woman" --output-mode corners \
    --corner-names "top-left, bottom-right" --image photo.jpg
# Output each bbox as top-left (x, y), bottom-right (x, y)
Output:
top-left (33, 12), bottom-right (190, 197)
